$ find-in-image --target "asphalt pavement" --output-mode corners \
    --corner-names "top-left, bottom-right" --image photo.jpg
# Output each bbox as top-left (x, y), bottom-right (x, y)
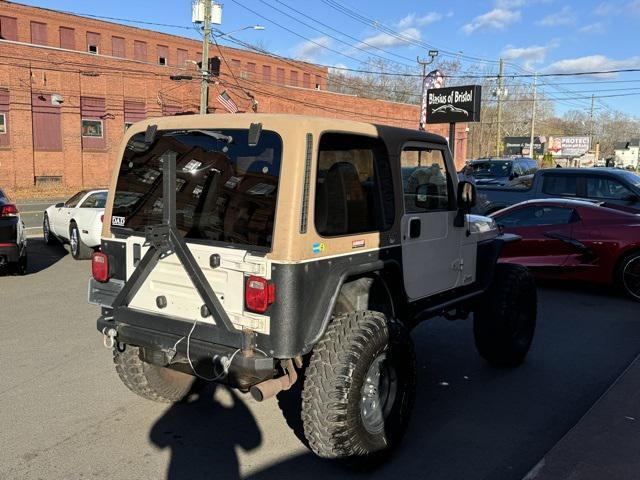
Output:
top-left (1, 240), bottom-right (639, 480)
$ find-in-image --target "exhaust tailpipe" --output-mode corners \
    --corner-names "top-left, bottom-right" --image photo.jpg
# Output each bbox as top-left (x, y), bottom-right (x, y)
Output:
top-left (250, 359), bottom-right (298, 402)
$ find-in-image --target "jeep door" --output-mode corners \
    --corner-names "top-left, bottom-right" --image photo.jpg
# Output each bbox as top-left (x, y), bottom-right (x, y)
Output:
top-left (400, 143), bottom-right (462, 300)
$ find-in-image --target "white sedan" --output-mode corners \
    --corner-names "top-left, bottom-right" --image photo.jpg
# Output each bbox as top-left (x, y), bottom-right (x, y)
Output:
top-left (43, 189), bottom-right (107, 260)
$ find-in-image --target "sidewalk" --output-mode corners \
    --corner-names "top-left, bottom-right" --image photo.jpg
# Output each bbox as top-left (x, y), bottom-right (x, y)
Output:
top-left (523, 354), bottom-right (640, 480)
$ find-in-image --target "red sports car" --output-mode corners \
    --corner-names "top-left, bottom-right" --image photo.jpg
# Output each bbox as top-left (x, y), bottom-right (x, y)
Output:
top-left (491, 198), bottom-right (640, 301)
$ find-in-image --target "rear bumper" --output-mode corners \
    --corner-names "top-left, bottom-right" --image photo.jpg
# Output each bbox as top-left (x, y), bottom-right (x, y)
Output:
top-left (0, 243), bottom-right (20, 263)
top-left (97, 312), bottom-right (274, 389)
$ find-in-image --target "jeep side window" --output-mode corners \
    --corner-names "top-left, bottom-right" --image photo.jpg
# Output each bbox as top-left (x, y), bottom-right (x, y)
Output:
top-left (542, 175), bottom-right (578, 196)
top-left (314, 133), bottom-right (393, 236)
top-left (401, 147), bottom-right (451, 213)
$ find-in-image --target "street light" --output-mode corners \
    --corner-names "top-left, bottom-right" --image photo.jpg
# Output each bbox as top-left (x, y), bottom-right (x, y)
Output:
top-left (213, 25), bottom-right (265, 38)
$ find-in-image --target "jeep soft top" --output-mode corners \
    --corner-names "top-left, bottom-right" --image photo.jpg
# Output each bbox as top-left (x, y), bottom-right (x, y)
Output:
top-left (90, 114), bottom-right (536, 461)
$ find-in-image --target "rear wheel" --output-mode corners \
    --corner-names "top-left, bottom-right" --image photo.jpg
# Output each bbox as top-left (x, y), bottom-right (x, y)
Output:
top-left (618, 251), bottom-right (640, 302)
top-left (69, 222), bottom-right (91, 260)
top-left (301, 310), bottom-right (415, 460)
top-left (113, 345), bottom-right (197, 403)
top-left (474, 263), bottom-right (537, 367)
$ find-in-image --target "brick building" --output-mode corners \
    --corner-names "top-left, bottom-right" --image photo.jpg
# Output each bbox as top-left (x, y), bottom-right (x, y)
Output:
top-left (0, 1), bottom-right (466, 190)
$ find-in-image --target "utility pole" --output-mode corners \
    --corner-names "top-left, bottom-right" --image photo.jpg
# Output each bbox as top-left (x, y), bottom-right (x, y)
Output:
top-left (588, 93), bottom-right (595, 150)
top-left (496, 58), bottom-right (504, 157)
top-left (199, 0), bottom-right (212, 114)
top-left (529, 73), bottom-right (537, 158)
top-left (417, 50), bottom-right (439, 131)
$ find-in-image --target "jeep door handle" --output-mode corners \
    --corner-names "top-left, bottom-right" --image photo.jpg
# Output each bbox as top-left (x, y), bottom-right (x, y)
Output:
top-left (409, 217), bottom-right (421, 238)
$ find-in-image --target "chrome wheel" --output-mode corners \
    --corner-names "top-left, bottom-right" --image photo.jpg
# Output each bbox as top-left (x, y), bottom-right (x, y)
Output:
top-left (70, 227), bottom-right (79, 256)
top-left (360, 352), bottom-right (398, 435)
top-left (622, 255), bottom-right (640, 301)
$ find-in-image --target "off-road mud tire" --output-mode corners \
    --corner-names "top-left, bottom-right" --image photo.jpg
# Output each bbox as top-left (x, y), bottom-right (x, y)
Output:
top-left (474, 263), bottom-right (537, 367)
top-left (113, 345), bottom-right (196, 403)
top-left (301, 310), bottom-right (415, 461)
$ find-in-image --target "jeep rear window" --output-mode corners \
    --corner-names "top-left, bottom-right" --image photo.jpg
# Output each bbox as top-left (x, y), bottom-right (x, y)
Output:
top-left (112, 129), bottom-right (282, 250)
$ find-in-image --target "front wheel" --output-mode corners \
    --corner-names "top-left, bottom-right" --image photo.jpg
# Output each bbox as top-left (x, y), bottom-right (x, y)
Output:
top-left (618, 251), bottom-right (640, 302)
top-left (474, 263), bottom-right (537, 367)
top-left (69, 222), bottom-right (92, 260)
top-left (43, 214), bottom-right (57, 245)
top-left (301, 310), bottom-right (416, 460)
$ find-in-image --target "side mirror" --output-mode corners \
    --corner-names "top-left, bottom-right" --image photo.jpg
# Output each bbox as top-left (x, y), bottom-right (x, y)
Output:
top-left (454, 181), bottom-right (476, 229)
top-left (55, 202), bottom-right (65, 208)
top-left (457, 180), bottom-right (477, 208)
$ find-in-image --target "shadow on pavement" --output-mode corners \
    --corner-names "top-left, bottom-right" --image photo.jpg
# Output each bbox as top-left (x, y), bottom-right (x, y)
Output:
top-left (149, 384), bottom-right (262, 480)
top-left (26, 238), bottom-right (68, 275)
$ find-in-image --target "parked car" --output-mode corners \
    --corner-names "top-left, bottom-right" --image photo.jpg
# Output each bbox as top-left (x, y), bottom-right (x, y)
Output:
top-left (0, 188), bottom-right (27, 275)
top-left (466, 157), bottom-right (538, 186)
top-left (492, 198), bottom-right (640, 301)
top-left (477, 168), bottom-right (640, 215)
top-left (43, 189), bottom-right (107, 260)
top-left (89, 114), bottom-right (537, 462)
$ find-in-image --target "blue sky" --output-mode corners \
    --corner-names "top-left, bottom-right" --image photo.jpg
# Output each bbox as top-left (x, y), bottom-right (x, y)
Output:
top-left (16, 0), bottom-right (640, 116)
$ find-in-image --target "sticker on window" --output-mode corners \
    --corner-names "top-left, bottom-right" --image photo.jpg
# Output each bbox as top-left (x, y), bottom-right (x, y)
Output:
top-left (111, 216), bottom-right (125, 227)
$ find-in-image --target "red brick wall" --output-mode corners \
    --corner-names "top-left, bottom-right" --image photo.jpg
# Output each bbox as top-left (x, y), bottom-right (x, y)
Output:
top-left (0, 1), bottom-right (467, 189)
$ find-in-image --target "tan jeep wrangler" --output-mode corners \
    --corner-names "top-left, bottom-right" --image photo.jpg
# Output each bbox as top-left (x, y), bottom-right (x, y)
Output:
top-left (90, 114), bottom-right (536, 461)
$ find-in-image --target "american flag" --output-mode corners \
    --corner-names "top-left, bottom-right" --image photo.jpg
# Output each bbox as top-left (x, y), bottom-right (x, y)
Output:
top-left (217, 90), bottom-right (238, 113)
top-left (419, 69), bottom-right (445, 130)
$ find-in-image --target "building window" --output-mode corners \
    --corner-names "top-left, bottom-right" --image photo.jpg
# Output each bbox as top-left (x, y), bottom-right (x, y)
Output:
top-left (0, 89), bottom-right (8, 148)
top-left (303, 73), bottom-right (311, 89)
top-left (124, 100), bottom-right (146, 130)
top-left (82, 119), bottom-right (103, 137)
top-left (59, 26), bottom-right (75, 50)
top-left (30, 21), bottom-right (48, 46)
top-left (314, 133), bottom-right (394, 236)
top-left (276, 67), bottom-right (285, 85)
top-left (290, 70), bottom-right (299, 86)
top-left (80, 97), bottom-right (106, 150)
top-left (162, 104), bottom-right (182, 116)
top-left (0, 16), bottom-right (18, 41)
top-left (246, 62), bottom-right (256, 79)
top-left (157, 45), bottom-right (169, 66)
top-left (230, 59), bottom-right (241, 73)
top-left (262, 65), bottom-right (272, 83)
top-left (32, 93), bottom-right (62, 151)
top-left (87, 32), bottom-right (100, 54)
top-left (112, 36), bottom-right (125, 58)
top-left (134, 40), bottom-right (147, 62)
top-left (315, 75), bottom-right (322, 90)
top-left (177, 48), bottom-right (188, 67)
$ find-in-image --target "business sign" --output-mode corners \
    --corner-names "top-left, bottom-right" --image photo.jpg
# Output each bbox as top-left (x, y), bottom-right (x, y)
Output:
top-left (425, 85), bottom-right (482, 124)
top-left (548, 136), bottom-right (590, 157)
top-left (504, 136), bottom-right (545, 155)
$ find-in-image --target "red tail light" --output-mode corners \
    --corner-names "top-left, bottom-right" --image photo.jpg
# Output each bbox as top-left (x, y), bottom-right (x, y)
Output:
top-left (92, 252), bottom-right (110, 282)
top-left (245, 275), bottom-right (275, 314)
top-left (0, 204), bottom-right (18, 217)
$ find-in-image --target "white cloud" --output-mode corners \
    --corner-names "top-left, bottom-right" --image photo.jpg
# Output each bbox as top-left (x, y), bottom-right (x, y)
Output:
top-left (356, 28), bottom-right (421, 49)
top-left (596, 1), bottom-right (638, 15)
top-left (536, 6), bottom-right (575, 27)
top-left (290, 36), bottom-right (332, 61)
top-left (545, 55), bottom-right (640, 77)
top-left (501, 43), bottom-right (556, 68)
top-left (595, 2), bottom-right (617, 15)
top-left (396, 12), bottom-right (447, 29)
top-left (462, 8), bottom-right (521, 34)
top-left (579, 22), bottom-right (605, 34)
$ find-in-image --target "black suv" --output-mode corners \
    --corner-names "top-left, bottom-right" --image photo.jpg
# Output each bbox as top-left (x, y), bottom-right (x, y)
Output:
top-left (467, 157), bottom-right (538, 186)
top-left (0, 188), bottom-right (27, 275)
